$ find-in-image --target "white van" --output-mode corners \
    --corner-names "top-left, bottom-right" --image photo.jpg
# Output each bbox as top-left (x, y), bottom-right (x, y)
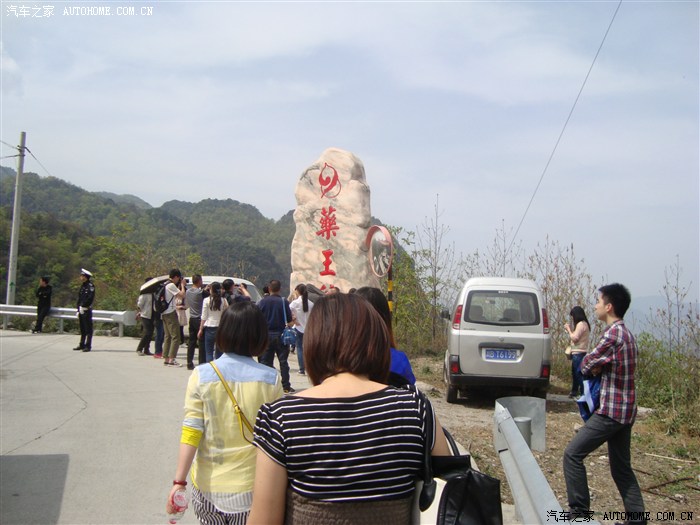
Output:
top-left (442, 277), bottom-right (551, 402)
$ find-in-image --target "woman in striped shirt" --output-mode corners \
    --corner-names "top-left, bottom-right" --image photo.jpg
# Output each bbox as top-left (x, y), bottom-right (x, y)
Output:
top-left (248, 293), bottom-right (450, 525)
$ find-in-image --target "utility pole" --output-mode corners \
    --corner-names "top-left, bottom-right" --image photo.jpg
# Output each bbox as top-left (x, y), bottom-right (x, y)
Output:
top-left (4, 132), bottom-right (26, 325)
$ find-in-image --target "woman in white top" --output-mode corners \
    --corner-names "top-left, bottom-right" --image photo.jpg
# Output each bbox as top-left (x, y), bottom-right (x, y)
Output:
top-left (198, 282), bottom-right (229, 362)
top-left (564, 305), bottom-right (591, 398)
top-left (289, 284), bottom-right (313, 376)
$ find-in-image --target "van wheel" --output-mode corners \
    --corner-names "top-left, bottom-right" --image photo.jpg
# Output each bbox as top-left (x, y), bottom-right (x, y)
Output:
top-left (446, 384), bottom-right (458, 404)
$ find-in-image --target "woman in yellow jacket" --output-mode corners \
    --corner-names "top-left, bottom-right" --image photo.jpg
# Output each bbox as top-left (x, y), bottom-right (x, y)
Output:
top-left (167, 302), bottom-right (283, 524)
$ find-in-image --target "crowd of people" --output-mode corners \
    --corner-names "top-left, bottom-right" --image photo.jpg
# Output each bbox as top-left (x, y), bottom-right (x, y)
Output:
top-left (29, 270), bottom-right (644, 524)
top-left (149, 271), bottom-right (423, 524)
top-left (156, 272), bottom-right (644, 525)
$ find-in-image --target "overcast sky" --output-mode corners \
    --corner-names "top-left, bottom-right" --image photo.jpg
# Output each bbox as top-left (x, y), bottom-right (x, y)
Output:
top-left (2, 1), bottom-right (698, 302)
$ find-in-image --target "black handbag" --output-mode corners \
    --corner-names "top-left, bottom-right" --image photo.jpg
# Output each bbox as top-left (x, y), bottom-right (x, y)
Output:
top-left (418, 390), bottom-right (503, 525)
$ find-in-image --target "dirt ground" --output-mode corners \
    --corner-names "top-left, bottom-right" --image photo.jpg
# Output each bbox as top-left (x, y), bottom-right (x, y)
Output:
top-left (413, 357), bottom-right (700, 524)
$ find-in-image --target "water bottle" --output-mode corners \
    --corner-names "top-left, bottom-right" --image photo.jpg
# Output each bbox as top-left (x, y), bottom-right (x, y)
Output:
top-left (168, 488), bottom-right (188, 524)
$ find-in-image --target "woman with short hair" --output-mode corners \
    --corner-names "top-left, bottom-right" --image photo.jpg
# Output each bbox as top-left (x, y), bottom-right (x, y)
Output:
top-left (248, 293), bottom-right (450, 525)
top-left (167, 302), bottom-right (283, 524)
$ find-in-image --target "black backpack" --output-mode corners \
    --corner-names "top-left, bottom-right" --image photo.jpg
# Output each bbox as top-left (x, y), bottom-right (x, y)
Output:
top-left (153, 282), bottom-right (172, 314)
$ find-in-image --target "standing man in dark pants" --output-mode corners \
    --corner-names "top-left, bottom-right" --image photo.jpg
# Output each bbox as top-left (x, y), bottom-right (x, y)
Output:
top-left (32, 276), bottom-right (52, 333)
top-left (74, 268), bottom-right (95, 352)
top-left (162, 268), bottom-right (186, 367)
top-left (153, 307), bottom-right (164, 358)
top-left (563, 283), bottom-right (646, 524)
top-left (136, 277), bottom-right (154, 356)
top-left (185, 274), bottom-right (208, 370)
top-left (257, 279), bottom-right (294, 393)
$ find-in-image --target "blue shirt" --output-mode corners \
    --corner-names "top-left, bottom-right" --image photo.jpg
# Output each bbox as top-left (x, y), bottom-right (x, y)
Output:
top-left (391, 347), bottom-right (416, 385)
top-left (257, 295), bottom-right (292, 333)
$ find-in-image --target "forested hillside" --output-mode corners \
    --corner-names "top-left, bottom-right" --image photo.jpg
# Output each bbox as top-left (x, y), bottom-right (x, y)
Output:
top-left (0, 168), bottom-right (296, 307)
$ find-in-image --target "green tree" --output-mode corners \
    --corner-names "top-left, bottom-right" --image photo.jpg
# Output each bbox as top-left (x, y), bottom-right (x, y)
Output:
top-left (386, 226), bottom-right (437, 356)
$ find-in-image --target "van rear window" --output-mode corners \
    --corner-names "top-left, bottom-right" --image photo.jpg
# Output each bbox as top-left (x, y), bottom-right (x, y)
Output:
top-left (465, 290), bottom-right (540, 326)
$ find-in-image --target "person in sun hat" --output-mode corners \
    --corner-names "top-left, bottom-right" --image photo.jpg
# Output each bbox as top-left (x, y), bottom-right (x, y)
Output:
top-left (74, 268), bottom-right (95, 352)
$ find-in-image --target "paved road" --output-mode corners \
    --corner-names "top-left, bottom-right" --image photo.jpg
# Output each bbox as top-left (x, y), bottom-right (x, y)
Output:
top-left (1, 330), bottom-right (516, 525)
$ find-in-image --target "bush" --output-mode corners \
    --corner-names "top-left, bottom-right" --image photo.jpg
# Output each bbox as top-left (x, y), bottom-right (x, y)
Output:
top-left (636, 332), bottom-right (700, 436)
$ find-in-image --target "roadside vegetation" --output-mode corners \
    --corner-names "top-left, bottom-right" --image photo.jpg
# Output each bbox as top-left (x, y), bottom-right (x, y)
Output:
top-left (388, 198), bottom-right (699, 441)
top-left (2, 175), bottom-right (697, 438)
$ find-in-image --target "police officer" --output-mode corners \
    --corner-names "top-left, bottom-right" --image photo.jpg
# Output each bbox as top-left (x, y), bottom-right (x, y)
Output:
top-left (74, 268), bottom-right (95, 352)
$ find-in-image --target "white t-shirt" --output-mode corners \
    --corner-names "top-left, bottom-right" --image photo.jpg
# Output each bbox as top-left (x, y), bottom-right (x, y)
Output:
top-left (289, 297), bottom-right (314, 333)
top-left (202, 296), bottom-right (229, 327)
top-left (164, 282), bottom-right (180, 315)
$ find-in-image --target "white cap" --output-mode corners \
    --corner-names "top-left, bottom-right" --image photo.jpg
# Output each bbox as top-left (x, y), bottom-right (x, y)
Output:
top-left (81, 268), bottom-right (93, 277)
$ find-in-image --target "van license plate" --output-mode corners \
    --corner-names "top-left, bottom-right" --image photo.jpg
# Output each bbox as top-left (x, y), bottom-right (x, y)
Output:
top-left (485, 349), bottom-right (518, 361)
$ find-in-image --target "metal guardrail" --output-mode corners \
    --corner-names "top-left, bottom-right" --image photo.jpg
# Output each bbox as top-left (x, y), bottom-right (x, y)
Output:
top-left (0, 304), bottom-right (137, 337)
top-left (493, 398), bottom-right (600, 525)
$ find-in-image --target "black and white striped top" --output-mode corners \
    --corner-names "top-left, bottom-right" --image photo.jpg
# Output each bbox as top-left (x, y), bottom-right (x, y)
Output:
top-left (253, 386), bottom-right (435, 502)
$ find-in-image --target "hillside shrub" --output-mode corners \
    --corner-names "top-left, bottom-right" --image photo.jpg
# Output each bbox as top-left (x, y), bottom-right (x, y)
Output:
top-left (636, 332), bottom-right (700, 436)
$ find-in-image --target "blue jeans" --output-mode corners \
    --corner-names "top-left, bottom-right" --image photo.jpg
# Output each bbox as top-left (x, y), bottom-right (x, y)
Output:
top-left (571, 353), bottom-right (585, 395)
top-left (258, 332), bottom-right (291, 390)
top-left (204, 326), bottom-right (218, 363)
top-left (154, 318), bottom-right (164, 354)
top-left (563, 414), bottom-right (645, 518)
top-left (294, 329), bottom-right (305, 373)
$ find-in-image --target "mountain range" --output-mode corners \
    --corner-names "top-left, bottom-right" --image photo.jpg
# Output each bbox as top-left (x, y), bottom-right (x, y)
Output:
top-left (0, 166), bottom-right (301, 305)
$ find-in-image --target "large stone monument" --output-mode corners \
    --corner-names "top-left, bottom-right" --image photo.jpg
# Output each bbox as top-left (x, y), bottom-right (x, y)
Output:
top-left (290, 148), bottom-right (380, 293)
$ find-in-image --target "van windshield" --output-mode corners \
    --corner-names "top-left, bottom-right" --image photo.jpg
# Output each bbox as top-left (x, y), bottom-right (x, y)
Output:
top-left (465, 290), bottom-right (540, 326)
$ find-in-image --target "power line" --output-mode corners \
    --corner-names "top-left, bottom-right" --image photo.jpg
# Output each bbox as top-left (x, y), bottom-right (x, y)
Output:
top-left (507, 0), bottom-right (623, 256)
top-left (1, 139), bottom-right (57, 178)
top-left (1, 139), bottom-right (19, 150)
top-left (25, 147), bottom-right (57, 179)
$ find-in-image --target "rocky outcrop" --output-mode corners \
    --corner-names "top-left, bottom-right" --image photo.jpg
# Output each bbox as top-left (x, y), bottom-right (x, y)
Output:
top-left (290, 148), bottom-right (380, 293)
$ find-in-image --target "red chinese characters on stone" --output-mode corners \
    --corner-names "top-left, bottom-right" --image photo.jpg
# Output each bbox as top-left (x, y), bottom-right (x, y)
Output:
top-left (317, 162), bottom-right (341, 283)
top-left (319, 163), bottom-right (342, 199)
top-left (316, 206), bottom-right (339, 240)
top-left (319, 249), bottom-right (336, 276)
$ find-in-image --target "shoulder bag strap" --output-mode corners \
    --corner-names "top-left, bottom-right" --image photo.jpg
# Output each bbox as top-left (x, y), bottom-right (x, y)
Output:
top-left (282, 297), bottom-right (288, 325)
top-left (413, 386), bottom-right (437, 511)
top-left (209, 361), bottom-right (255, 444)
